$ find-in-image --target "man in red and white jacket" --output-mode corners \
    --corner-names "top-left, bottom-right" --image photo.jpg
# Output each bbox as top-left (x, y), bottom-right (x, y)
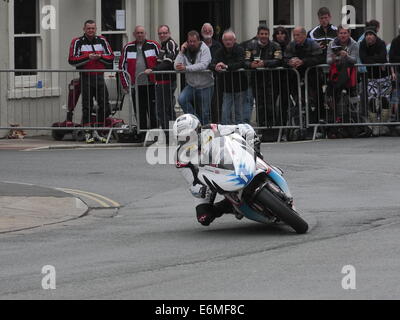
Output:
top-left (119, 26), bottom-right (160, 132)
top-left (68, 20), bottom-right (114, 135)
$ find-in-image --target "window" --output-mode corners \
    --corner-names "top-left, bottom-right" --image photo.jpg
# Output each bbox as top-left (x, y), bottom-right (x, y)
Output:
top-left (13, 0), bottom-right (40, 75)
top-left (100, 0), bottom-right (126, 54)
top-left (273, 0), bottom-right (294, 36)
top-left (97, 0), bottom-right (128, 69)
top-left (344, 0), bottom-right (367, 40)
top-left (8, 0), bottom-right (61, 98)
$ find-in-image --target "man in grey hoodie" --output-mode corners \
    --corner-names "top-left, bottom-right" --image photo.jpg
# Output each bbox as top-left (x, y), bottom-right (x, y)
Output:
top-left (326, 25), bottom-right (370, 138)
top-left (175, 30), bottom-right (214, 124)
top-left (327, 25), bottom-right (359, 100)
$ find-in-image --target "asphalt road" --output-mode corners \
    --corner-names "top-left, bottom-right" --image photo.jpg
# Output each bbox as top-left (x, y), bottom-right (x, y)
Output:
top-left (0, 137), bottom-right (399, 300)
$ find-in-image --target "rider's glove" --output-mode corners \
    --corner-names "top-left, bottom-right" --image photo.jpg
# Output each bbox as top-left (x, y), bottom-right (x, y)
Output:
top-left (190, 184), bottom-right (207, 199)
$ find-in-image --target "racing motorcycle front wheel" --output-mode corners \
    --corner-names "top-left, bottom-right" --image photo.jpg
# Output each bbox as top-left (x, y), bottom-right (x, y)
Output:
top-left (255, 188), bottom-right (309, 234)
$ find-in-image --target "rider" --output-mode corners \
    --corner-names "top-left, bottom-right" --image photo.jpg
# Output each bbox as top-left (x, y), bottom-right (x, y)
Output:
top-left (173, 114), bottom-right (262, 227)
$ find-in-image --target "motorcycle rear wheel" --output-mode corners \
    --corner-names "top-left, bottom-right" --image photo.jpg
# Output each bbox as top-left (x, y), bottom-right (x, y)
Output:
top-left (255, 188), bottom-right (309, 234)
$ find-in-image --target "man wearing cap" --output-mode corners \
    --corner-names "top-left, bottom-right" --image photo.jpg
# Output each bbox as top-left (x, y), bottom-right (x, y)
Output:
top-left (389, 25), bottom-right (400, 123)
top-left (359, 26), bottom-right (391, 135)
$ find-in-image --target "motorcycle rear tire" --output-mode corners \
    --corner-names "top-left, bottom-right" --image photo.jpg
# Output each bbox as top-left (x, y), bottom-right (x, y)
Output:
top-left (255, 188), bottom-right (309, 234)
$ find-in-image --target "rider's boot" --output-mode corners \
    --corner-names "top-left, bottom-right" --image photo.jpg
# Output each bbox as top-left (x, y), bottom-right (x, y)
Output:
top-left (196, 199), bottom-right (233, 226)
top-left (214, 198), bottom-right (234, 217)
top-left (196, 203), bottom-right (217, 226)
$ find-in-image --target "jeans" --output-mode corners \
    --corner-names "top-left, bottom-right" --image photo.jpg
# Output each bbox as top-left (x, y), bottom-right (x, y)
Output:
top-left (178, 85), bottom-right (214, 124)
top-left (221, 91), bottom-right (247, 125)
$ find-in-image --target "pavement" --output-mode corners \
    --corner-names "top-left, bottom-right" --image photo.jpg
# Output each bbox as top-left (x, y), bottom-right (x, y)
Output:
top-left (0, 135), bottom-right (141, 151)
top-left (0, 135), bottom-right (129, 233)
top-left (0, 182), bottom-right (88, 234)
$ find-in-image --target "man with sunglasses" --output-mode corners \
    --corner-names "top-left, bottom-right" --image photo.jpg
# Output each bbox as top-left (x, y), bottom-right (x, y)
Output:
top-left (145, 25), bottom-right (179, 135)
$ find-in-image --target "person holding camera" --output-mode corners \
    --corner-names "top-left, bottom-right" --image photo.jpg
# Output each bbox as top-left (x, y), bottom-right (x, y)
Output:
top-left (327, 25), bottom-right (359, 96)
top-left (326, 25), bottom-right (361, 137)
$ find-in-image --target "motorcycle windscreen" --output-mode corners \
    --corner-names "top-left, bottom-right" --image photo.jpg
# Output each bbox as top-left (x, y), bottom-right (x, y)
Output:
top-left (199, 136), bottom-right (257, 192)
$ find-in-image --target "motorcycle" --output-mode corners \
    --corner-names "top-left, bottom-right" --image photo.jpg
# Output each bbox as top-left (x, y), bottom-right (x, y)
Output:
top-left (197, 132), bottom-right (309, 234)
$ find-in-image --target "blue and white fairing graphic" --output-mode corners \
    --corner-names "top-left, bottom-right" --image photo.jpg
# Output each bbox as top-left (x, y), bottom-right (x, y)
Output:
top-left (228, 163), bottom-right (254, 187)
top-left (198, 134), bottom-right (257, 192)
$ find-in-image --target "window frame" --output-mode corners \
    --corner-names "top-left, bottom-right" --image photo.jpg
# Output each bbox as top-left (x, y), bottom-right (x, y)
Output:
top-left (8, 0), bottom-right (61, 99)
top-left (272, 0), bottom-right (295, 31)
top-left (96, 0), bottom-right (130, 69)
top-left (10, 0), bottom-right (42, 80)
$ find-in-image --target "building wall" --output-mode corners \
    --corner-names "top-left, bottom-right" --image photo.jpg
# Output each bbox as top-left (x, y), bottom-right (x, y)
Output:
top-left (0, 1), bottom-right (9, 136)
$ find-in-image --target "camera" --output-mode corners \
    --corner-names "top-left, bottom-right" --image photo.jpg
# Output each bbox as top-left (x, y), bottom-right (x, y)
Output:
top-left (331, 45), bottom-right (343, 55)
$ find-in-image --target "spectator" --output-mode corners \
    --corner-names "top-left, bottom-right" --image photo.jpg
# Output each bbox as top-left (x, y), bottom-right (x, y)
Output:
top-left (119, 26), bottom-right (160, 136)
top-left (359, 26), bottom-right (392, 136)
top-left (327, 25), bottom-right (359, 100)
top-left (389, 25), bottom-right (400, 122)
top-left (358, 20), bottom-right (381, 45)
top-left (209, 30), bottom-right (248, 125)
top-left (243, 25), bottom-right (282, 139)
top-left (308, 7), bottom-right (337, 57)
top-left (240, 35), bottom-right (258, 126)
top-left (272, 27), bottom-right (291, 128)
top-left (144, 25), bottom-right (179, 131)
top-left (201, 23), bottom-right (223, 59)
top-left (68, 20), bottom-right (114, 143)
top-left (285, 27), bottom-right (324, 78)
top-left (201, 23), bottom-right (223, 123)
top-left (273, 27), bottom-right (290, 53)
top-left (175, 30), bottom-right (214, 124)
top-left (285, 27), bottom-right (324, 134)
top-left (326, 26), bottom-right (366, 138)
top-left (308, 8), bottom-right (337, 129)
top-left (358, 20), bottom-right (381, 112)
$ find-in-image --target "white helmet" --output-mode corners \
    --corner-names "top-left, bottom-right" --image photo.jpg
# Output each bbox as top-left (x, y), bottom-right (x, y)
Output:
top-left (173, 114), bottom-right (201, 139)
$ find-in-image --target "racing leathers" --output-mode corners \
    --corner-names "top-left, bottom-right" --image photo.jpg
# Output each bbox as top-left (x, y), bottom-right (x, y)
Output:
top-left (68, 35), bottom-right (114, 125)
top-left (176, 123), bottom-right (261, 226)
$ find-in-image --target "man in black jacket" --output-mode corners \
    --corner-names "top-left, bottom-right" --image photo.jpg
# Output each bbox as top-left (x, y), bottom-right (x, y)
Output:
top-left (389, 27), bottom-right (400, 122)
top-left (209, 30), bottom-right (248, 125)
top-left (145, 25), bottom-right (179, 130)
top-left (285, 27), bottom-right (324, 78)
top-left (68, 20), bottom-right (114, 143)
top-left (285, 27), bottom-right (324, 130)
top-left (360, 27), bottom-right (391, 135)
top-left (359, 27), bottom-right (388, 79)
top-left (308, 7), bottom-right (337, 58)
top-left (243, 25), bottom-right (282, 131)
top-left (201, 23), bottom-right (223, 123)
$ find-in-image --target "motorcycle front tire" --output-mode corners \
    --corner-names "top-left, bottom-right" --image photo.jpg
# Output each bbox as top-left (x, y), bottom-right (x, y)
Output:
top-left (255, 188), bottom-right (309, 234)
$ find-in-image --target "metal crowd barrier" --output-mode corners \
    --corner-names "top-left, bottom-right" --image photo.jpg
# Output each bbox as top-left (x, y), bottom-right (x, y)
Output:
top-left (135, 67), bottom-right (303, 142)
top-left (0, 69), bottom-right (135, 141)
top-left (305, 63), bottom-right (400, 140)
